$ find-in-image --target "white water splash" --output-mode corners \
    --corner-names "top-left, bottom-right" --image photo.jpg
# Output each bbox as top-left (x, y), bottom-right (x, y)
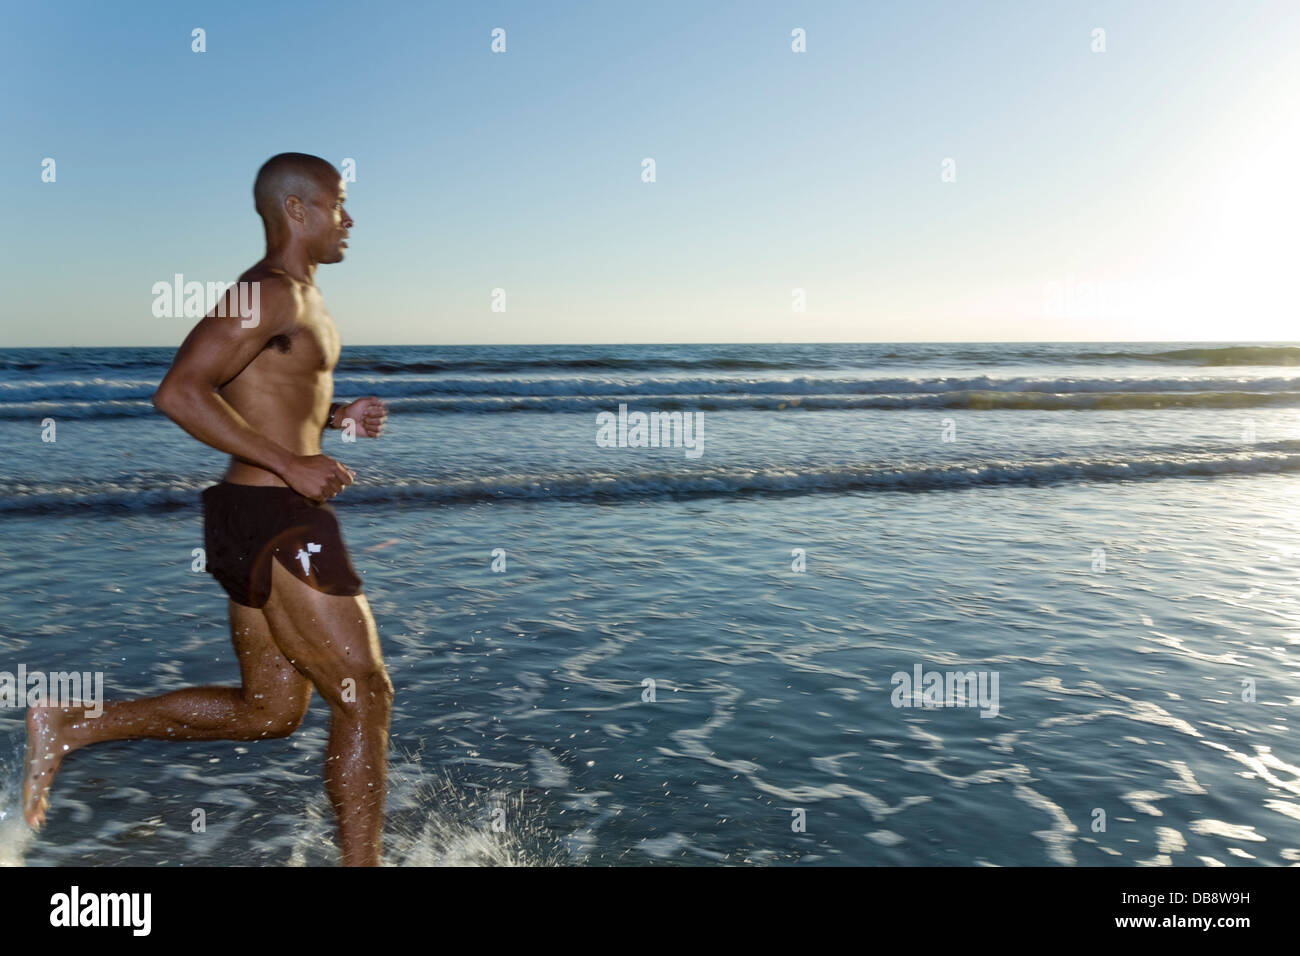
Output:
top-left (0, 724), bottom-right (35, 866)
top-left (284, 751), bottom-right (569, 867)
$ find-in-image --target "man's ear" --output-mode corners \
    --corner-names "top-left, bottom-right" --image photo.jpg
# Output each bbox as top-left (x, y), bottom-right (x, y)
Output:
top-left (284, 194), bottom-right (306, 224)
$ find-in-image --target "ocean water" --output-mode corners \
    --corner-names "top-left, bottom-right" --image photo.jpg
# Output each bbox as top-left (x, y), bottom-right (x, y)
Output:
top-left (2, 341), bottom-right (1300, 866)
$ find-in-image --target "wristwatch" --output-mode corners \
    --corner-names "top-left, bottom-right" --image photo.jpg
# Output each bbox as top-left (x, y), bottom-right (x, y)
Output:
top-left (326, 401), bottom-right (345, 429)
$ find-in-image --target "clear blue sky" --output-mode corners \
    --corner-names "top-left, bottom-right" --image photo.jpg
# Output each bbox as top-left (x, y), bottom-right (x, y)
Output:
top-left (4, 0), bottom-right (1298, 346)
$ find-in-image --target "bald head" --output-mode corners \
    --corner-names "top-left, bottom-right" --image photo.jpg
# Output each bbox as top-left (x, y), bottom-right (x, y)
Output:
top-left (253, 153), bottom-right (340, 226)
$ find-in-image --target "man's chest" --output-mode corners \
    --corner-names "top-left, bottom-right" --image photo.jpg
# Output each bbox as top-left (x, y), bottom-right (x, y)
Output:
top-left (261, 309), bottom-right (341, 372)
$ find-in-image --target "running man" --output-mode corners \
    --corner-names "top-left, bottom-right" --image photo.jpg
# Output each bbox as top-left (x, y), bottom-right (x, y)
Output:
top-left (22, 152), bottom-right (393, 866)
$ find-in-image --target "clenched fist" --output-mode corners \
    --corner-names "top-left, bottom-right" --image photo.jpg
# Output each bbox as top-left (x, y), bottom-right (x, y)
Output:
top-left (336, 396), bottom-right (388, 437)
top-left (283, 453), bottom-right (355, 502)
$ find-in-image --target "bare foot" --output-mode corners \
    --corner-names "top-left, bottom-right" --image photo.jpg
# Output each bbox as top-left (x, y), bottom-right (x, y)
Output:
top-left (22, 706), bottom-right (69, 828)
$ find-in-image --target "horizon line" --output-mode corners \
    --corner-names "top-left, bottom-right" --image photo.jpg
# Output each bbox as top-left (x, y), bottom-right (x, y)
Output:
top-left (5, 339), bottom-right (1300, 350)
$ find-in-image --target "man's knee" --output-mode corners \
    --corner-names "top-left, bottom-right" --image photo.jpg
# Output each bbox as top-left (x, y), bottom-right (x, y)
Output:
top-left (324, 669), bottom-right (393, 717)
top-left (243, 686), bottom-right (310, 738)
top-left (261, 708), bottom-right (307, 738)
top-left (357, 670), bottom-right (394, 710)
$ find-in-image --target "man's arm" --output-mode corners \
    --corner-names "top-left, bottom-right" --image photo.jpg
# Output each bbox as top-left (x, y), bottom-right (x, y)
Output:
top-left (151, 278), bottom-right (298, 477)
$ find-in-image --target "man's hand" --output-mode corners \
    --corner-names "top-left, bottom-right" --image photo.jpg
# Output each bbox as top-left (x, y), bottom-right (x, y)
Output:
top-left (282, 453), bottom-right (355, 502)
top-left (339, 396), bottom-right (388, 437)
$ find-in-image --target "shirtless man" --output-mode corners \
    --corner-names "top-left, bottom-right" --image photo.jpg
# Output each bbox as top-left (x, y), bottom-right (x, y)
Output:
top-left (21, 152), bottom-right (393, 867)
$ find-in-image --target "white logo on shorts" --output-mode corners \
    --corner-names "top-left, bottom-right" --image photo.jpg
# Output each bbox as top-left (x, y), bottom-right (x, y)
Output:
top-left (296, 542), bottom-right (322, 574)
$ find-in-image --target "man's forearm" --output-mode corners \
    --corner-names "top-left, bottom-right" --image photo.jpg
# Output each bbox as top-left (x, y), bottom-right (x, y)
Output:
top-left (154, 387), bottom-right (295, 476)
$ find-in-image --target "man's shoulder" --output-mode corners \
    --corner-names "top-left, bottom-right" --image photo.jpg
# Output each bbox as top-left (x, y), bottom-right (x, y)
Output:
top-left (236, 265), bottom-right (300, 296)
top-left (233, 267), bottom-right (303, 327)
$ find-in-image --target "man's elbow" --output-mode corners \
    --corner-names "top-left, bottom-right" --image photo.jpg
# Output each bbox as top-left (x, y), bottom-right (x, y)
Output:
top-left (152, 385), bottom-right (173, 414)
top-left (152, 383), bottom-right (188, 420)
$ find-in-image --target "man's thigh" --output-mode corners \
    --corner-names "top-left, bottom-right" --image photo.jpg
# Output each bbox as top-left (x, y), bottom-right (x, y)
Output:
top-left (228, 599), bottom-right (312, 713)
top-left (260, 559), bottom-right (389, 708)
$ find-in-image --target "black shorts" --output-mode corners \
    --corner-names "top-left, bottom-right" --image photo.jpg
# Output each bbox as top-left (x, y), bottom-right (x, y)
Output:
top-left (201, 482), bottom-right (364, 609)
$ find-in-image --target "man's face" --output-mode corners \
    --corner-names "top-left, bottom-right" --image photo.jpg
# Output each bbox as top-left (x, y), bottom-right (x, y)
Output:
top-left (308, 176), bottom-right (352, 263)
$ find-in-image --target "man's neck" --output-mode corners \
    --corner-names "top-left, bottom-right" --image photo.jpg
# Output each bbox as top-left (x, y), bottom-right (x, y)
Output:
top-left (261, 242), bottom-right (318, 285)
